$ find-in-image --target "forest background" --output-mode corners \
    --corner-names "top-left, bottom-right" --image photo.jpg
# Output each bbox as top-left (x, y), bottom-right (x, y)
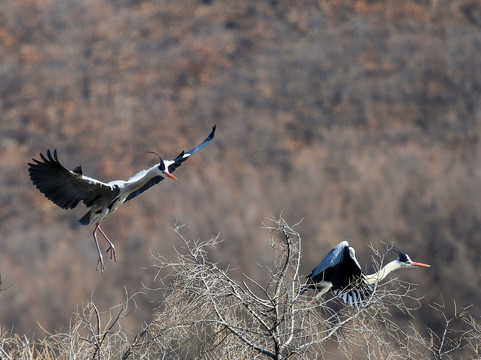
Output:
top-left (1, 0), bottom-right (481, 358)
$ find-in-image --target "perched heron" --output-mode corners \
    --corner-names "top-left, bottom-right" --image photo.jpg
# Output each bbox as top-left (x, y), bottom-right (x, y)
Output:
top-left (299, 241), bottom-right (430, 307)
top-left (28, 125), bottom-right (216, 272)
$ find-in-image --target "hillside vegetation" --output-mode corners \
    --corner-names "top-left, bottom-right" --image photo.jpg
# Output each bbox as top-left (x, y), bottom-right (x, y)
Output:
top-left (1, 0), bottom-right (481, 358)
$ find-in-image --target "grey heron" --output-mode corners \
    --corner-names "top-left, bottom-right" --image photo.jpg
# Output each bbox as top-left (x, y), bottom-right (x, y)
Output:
top-left (299, 241), bottom-right (430, 307)
top-left (28, 125), bottom-right (216, 272)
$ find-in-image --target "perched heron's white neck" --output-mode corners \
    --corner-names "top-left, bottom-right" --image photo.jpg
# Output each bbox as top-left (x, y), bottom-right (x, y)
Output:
top-left (364, 260), bottom-right (402, 285)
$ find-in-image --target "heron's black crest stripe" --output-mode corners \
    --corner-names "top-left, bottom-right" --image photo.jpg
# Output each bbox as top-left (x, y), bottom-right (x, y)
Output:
top-left (147, 151), bottom-right (163, 164)
top-left (398, 252), bottom-right (409, 262)
top-left (389, 246), bottom-right (412, 263)
top-left (390, 246), bottom-right (401, 255)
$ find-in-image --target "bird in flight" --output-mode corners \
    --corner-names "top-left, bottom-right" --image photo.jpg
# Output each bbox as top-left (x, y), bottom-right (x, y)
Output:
top-left (28, 125), bottom-right (216, 272)
top-left (299, 241), bottom-right (430, 307)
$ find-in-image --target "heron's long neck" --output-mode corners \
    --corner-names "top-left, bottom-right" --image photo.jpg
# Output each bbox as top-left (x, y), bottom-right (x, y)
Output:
top-left (364, 260), bottom-right (401, 285)
top-left (124, 165), bottom-right (160, 188)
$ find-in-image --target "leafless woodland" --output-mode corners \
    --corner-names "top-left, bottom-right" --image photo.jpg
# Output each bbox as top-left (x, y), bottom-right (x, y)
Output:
top-left (1, 216), bottom-right (480, 359)
top-left (1, 0), bottom-right (481, 358)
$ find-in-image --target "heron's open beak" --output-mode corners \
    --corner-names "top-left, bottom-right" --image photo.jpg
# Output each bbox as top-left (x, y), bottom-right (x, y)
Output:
top-left (409, 261), bottom-right (430, 267)
top-left (165, 172), bottom-right (177, 180)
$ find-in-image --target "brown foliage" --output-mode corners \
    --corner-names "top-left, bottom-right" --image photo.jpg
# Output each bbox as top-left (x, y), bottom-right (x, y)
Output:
top-left (1, 217), bottom-right (479, 359)
top-left (0, 0), bottom-right (480, 357)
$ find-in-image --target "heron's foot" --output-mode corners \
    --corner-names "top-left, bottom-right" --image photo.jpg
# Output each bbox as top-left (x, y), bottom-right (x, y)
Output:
top-left (106, 244), bottom-right (117, 262)
top-left (96, 253), bottom-right (105, 273)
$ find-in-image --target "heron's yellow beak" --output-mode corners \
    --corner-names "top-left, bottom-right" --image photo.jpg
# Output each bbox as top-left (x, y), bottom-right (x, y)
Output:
top-left (409, 261), bottom-right (430, 267)
top-left (165, 172), bottom-right (177, 180)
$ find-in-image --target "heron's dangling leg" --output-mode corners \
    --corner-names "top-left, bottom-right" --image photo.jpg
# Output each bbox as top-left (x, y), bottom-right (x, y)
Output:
top-left (93, 223), bottom-right (105, 273)
top-left (97, 225), bottom-right (117, 262)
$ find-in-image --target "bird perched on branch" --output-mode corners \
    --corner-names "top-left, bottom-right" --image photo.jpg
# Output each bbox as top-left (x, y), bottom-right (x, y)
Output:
top-left (299, 241), bottom-right (430, 307)
top-left (28, 125), bottom-right (216, 272)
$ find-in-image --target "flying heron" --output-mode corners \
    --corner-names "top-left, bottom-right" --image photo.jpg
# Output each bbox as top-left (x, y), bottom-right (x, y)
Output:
top-left (28, 125), bottom-right (216, 272)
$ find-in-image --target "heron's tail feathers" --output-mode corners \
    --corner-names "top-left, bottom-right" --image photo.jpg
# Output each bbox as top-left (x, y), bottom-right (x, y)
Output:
top-left (333, 284), bottom-right (375, 309)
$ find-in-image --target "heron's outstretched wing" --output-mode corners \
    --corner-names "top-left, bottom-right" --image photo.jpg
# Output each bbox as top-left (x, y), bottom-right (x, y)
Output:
top-left (301, 241), bottom-right (365, 291)
top-left (309, 241), bottom-right (350, 281)
top-left (313, 243), bottom-right (371, 307)
top-left (28, 149), bottom-right (117, 209)
top-left (299, 242), bottom-right (349, 294)
top-left (124, 125), bottom-right (216, 202)
top-left (167, 125), bottom-right (216, 173)
top-left (124, 175), bottom-right (163, 202)
top-left (300, 241), bottom-right (374, 307)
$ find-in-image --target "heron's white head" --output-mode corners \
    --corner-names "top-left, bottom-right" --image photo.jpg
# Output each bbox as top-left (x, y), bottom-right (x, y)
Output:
top-left (147, 151), bottom-right (177, 180)
top-left (158, 161), bottom-right (177, 180)
top-left (396, 251), bottom-right (430, 268)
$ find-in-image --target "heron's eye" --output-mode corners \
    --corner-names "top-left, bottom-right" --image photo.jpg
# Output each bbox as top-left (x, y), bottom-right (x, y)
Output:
top-left (158, 162), bottom-right (165, 171)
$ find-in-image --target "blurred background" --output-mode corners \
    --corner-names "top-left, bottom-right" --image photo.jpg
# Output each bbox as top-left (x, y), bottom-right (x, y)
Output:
top-left (1, 0), bottom-right (480, 354)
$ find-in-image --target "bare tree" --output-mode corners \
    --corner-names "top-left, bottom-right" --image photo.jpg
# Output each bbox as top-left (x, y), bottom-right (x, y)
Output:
top-left (146, 216), bottom-right (431, 359)
top-left (0, 216), bottom-right (479, 359)
top-left (403, 299), bottom-right (479, 360)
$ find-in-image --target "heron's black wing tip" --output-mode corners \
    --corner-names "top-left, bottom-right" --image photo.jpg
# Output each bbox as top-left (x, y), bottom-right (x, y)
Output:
top-left (209, 125), bottom-right (216, 139)
top-left (201, 125), bottom-right (217, 146)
